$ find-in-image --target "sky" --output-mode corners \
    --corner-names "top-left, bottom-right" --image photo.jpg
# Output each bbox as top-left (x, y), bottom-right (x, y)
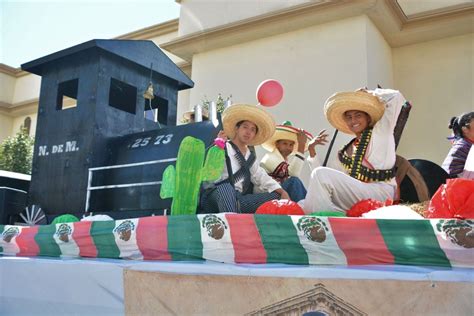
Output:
top-left (0, 0), bottom-right (180, 68)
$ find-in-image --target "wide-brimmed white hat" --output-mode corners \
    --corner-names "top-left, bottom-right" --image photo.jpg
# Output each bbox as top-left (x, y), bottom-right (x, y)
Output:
top-left (324, 90), bottom-right (385, 135)
top-left (222, 104), bottom-right (275, 146)
top-left (262, 121), bottom-right (313, 152)
top-left (182, 108), bottom-right (209, 122)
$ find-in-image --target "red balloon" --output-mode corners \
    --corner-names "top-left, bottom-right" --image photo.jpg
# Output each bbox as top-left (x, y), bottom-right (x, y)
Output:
top-left (256, 199), bottom-right (305, 215)
top-left (256, 79), bottom-right (283, 107)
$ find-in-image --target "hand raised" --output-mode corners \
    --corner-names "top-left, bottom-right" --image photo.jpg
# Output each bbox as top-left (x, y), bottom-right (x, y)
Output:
top-left (296, 129), bottom-right (307, 145)
top-left (308, 129), bottom-right (329, 148)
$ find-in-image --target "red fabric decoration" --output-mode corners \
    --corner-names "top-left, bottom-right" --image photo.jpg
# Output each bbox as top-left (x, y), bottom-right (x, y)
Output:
top-left (256, 199), bottom-right (305, 215)
top-left (347, 199), bottom-right (392, 217)
top-left (426, 178), bottom-right (474, 219)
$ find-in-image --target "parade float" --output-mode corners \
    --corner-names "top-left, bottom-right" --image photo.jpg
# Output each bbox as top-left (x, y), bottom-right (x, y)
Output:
top-left (0, 39), bottom-right (472, 315)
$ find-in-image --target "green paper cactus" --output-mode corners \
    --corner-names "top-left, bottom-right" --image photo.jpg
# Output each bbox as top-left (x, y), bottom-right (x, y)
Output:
top-left (160, 136), bottom-right (224, 215)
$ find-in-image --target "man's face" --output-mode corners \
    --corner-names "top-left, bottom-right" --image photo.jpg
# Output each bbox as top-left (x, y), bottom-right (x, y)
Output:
top-left (275, 139), bottom-right (295, 158)
top-left (234, 121), bottom-right (258, 144)
top-left (343, 110), bottom-right (371, 135)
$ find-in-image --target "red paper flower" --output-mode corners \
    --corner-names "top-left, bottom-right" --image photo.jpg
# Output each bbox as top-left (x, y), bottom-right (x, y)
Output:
top-left (347, 199), bottom-right (385, 217)
top-left (256, 199), bottom-right (305, 215)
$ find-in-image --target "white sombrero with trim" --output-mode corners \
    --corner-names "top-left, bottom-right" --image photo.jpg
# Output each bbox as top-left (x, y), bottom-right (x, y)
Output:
top-left (222, 103), bottom-right (275, 146)
top-left (182, 108), bottom-right (209, 121)
top-left (262, 121), bottom-right (313, 152)
top-left (324, 90), bottom-right (385, 135)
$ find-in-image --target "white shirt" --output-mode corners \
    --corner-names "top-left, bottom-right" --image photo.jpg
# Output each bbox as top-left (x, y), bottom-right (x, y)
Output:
top-left (214, 142), bottom-right (282, 193)
top-left (461, 146), bottom-right (474, 180)
top-left (260, 149), bottom-right (321, 176)
top-left (329, 88), bottom-right (406, 187)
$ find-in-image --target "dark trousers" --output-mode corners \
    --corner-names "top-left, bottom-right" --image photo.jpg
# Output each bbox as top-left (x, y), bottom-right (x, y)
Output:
top-left (200, 177), bottom-right (307, 214)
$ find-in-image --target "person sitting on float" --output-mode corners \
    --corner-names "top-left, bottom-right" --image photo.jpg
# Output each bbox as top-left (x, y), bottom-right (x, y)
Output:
top-left (442, 111), bottom-right (474, 179)
top-left (260, 121), bottom-right (328, 201)
top-left (200, 104), bottom-right (302, 214)
top-left (300, 88), bottom-right (406, 214)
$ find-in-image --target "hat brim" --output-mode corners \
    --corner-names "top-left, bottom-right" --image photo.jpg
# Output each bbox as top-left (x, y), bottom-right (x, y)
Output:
top-left (182, 109), bottom-right (209, 121)
top-left (262, 125), bottom-right (313, 152)
top-left (324, 91), bottom-right (385, 135)
top-left (222, 104), bottom-right (275, 146)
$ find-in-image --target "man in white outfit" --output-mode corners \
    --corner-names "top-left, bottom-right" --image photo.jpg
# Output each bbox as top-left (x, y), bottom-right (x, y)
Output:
top-left (301, 88), bottom-right (406, 214)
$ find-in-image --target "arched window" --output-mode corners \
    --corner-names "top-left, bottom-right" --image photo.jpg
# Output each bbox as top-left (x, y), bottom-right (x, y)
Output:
top-left (303, 312), bottom-right (328, 316)
top-left (23, 117), bottom-right (32, 135)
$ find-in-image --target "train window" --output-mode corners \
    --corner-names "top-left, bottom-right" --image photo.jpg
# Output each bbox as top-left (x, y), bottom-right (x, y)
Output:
top-left (144, 95), bottom-right (168, 126)
top-left (109, 78), bottom-right (137, 114)
top-left (57, 79), bottom-right (78, 110)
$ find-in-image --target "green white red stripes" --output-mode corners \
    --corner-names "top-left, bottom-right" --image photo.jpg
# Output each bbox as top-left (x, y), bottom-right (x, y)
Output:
top-left (430, 219), bottom-right (474, 268)
top-left (1, 215), bottom-right (473, 268)
top-left (376, 219), bottom-right (450, 267)
top-left (53, 223), bottom-right (79, 257)
top-left (226, 214), bottom-right (266, 263)
top-left (136, 216), bottom-right (170, 260)
top-left (199, 214), bottom-right (234, 263)
top-left (255, 215), bottom-right (308, 265)
top-left (291, 216), bottom-right (347, 265)
top-left (329, 218), bottom-right (395, 265)
top-left (114, 218), bottom-right (142, 259)
top-left (0, 226), bottom-right (23, 255)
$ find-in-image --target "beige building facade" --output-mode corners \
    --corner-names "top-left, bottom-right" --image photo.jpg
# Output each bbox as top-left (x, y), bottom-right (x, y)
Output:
top-left (1, 0), bottom-right (472, 179)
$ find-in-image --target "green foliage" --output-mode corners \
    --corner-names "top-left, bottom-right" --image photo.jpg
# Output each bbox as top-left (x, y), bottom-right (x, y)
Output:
top-left (181, 94), bottom-right (231, 123)
top-left (201, 93), bottom-right (229, 114)
top-left (160, 136), bottom-right (224, 215)
top-left (0, 129), bottom-right (34, 174)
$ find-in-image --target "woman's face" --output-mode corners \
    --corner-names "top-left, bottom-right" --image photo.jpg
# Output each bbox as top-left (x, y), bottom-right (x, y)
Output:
top-left (343, 110), bottom-right (371, 136)
top-left (462, 118), bottom-right (474, 142)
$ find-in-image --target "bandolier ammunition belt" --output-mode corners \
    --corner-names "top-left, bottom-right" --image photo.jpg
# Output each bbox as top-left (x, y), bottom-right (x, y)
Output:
top-left (338, 128), bottom-right (395, 183)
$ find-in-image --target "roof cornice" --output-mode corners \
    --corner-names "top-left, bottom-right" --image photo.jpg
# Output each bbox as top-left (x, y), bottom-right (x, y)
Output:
top-left (161, 0), bottom-right (474, 61)
top-left (0, 100), bottom-right (38, 116)
top-left (161, 0), bottom-right (360, 62)
top-left (0, 63), bottom-right (29, 77)
top-left (388, 1), bottom-right (473, 23)
top-left (116, 19), bottom-right (179, 40)
top-left (371, 0), bottom-right (473, 47)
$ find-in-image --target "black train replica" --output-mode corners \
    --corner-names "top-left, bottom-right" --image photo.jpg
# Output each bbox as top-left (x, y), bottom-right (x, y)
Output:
top-left (0, 39), bottom-right (448, 225)
top-left (0, 39), bottom-right (219, 224)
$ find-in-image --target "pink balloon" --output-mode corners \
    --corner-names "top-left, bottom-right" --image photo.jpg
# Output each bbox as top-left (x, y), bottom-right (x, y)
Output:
top-left (256, 79), bottom-right (283, 107)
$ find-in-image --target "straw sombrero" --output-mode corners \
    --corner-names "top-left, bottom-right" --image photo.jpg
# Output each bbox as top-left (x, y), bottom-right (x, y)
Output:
top-left (324, 91), bottom-right (385, 135)
top-left (262, 121), bottom-right (313, 152)
top-left (182, 108), bottom-right (209, 122)
top-left (222, 104), bottom-right (275, 146)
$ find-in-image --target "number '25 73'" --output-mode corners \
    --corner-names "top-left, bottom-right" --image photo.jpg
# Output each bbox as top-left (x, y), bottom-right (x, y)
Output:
top-left (130, 134), bottom-right (173, 148)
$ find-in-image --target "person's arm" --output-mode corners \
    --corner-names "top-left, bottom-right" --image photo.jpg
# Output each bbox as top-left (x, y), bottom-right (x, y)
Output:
top-left (251, 162), bottom-right (290, 199)
top-left (442, 140), bottom-right (471, 177)
top-left (274, 188), bottom-right (290, 200)
top-left (306, 129), bottom-right (329, 170)
top-left (296, 130), bottom-right (307, 155)
top-left (287, 153), bottom-right (305, 176)
top-left (370, 89), bottom-right (405, 133)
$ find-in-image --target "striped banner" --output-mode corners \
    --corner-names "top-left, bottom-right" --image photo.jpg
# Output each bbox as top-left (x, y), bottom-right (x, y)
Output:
top-left (1, 215), bottom-right (473, 268)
